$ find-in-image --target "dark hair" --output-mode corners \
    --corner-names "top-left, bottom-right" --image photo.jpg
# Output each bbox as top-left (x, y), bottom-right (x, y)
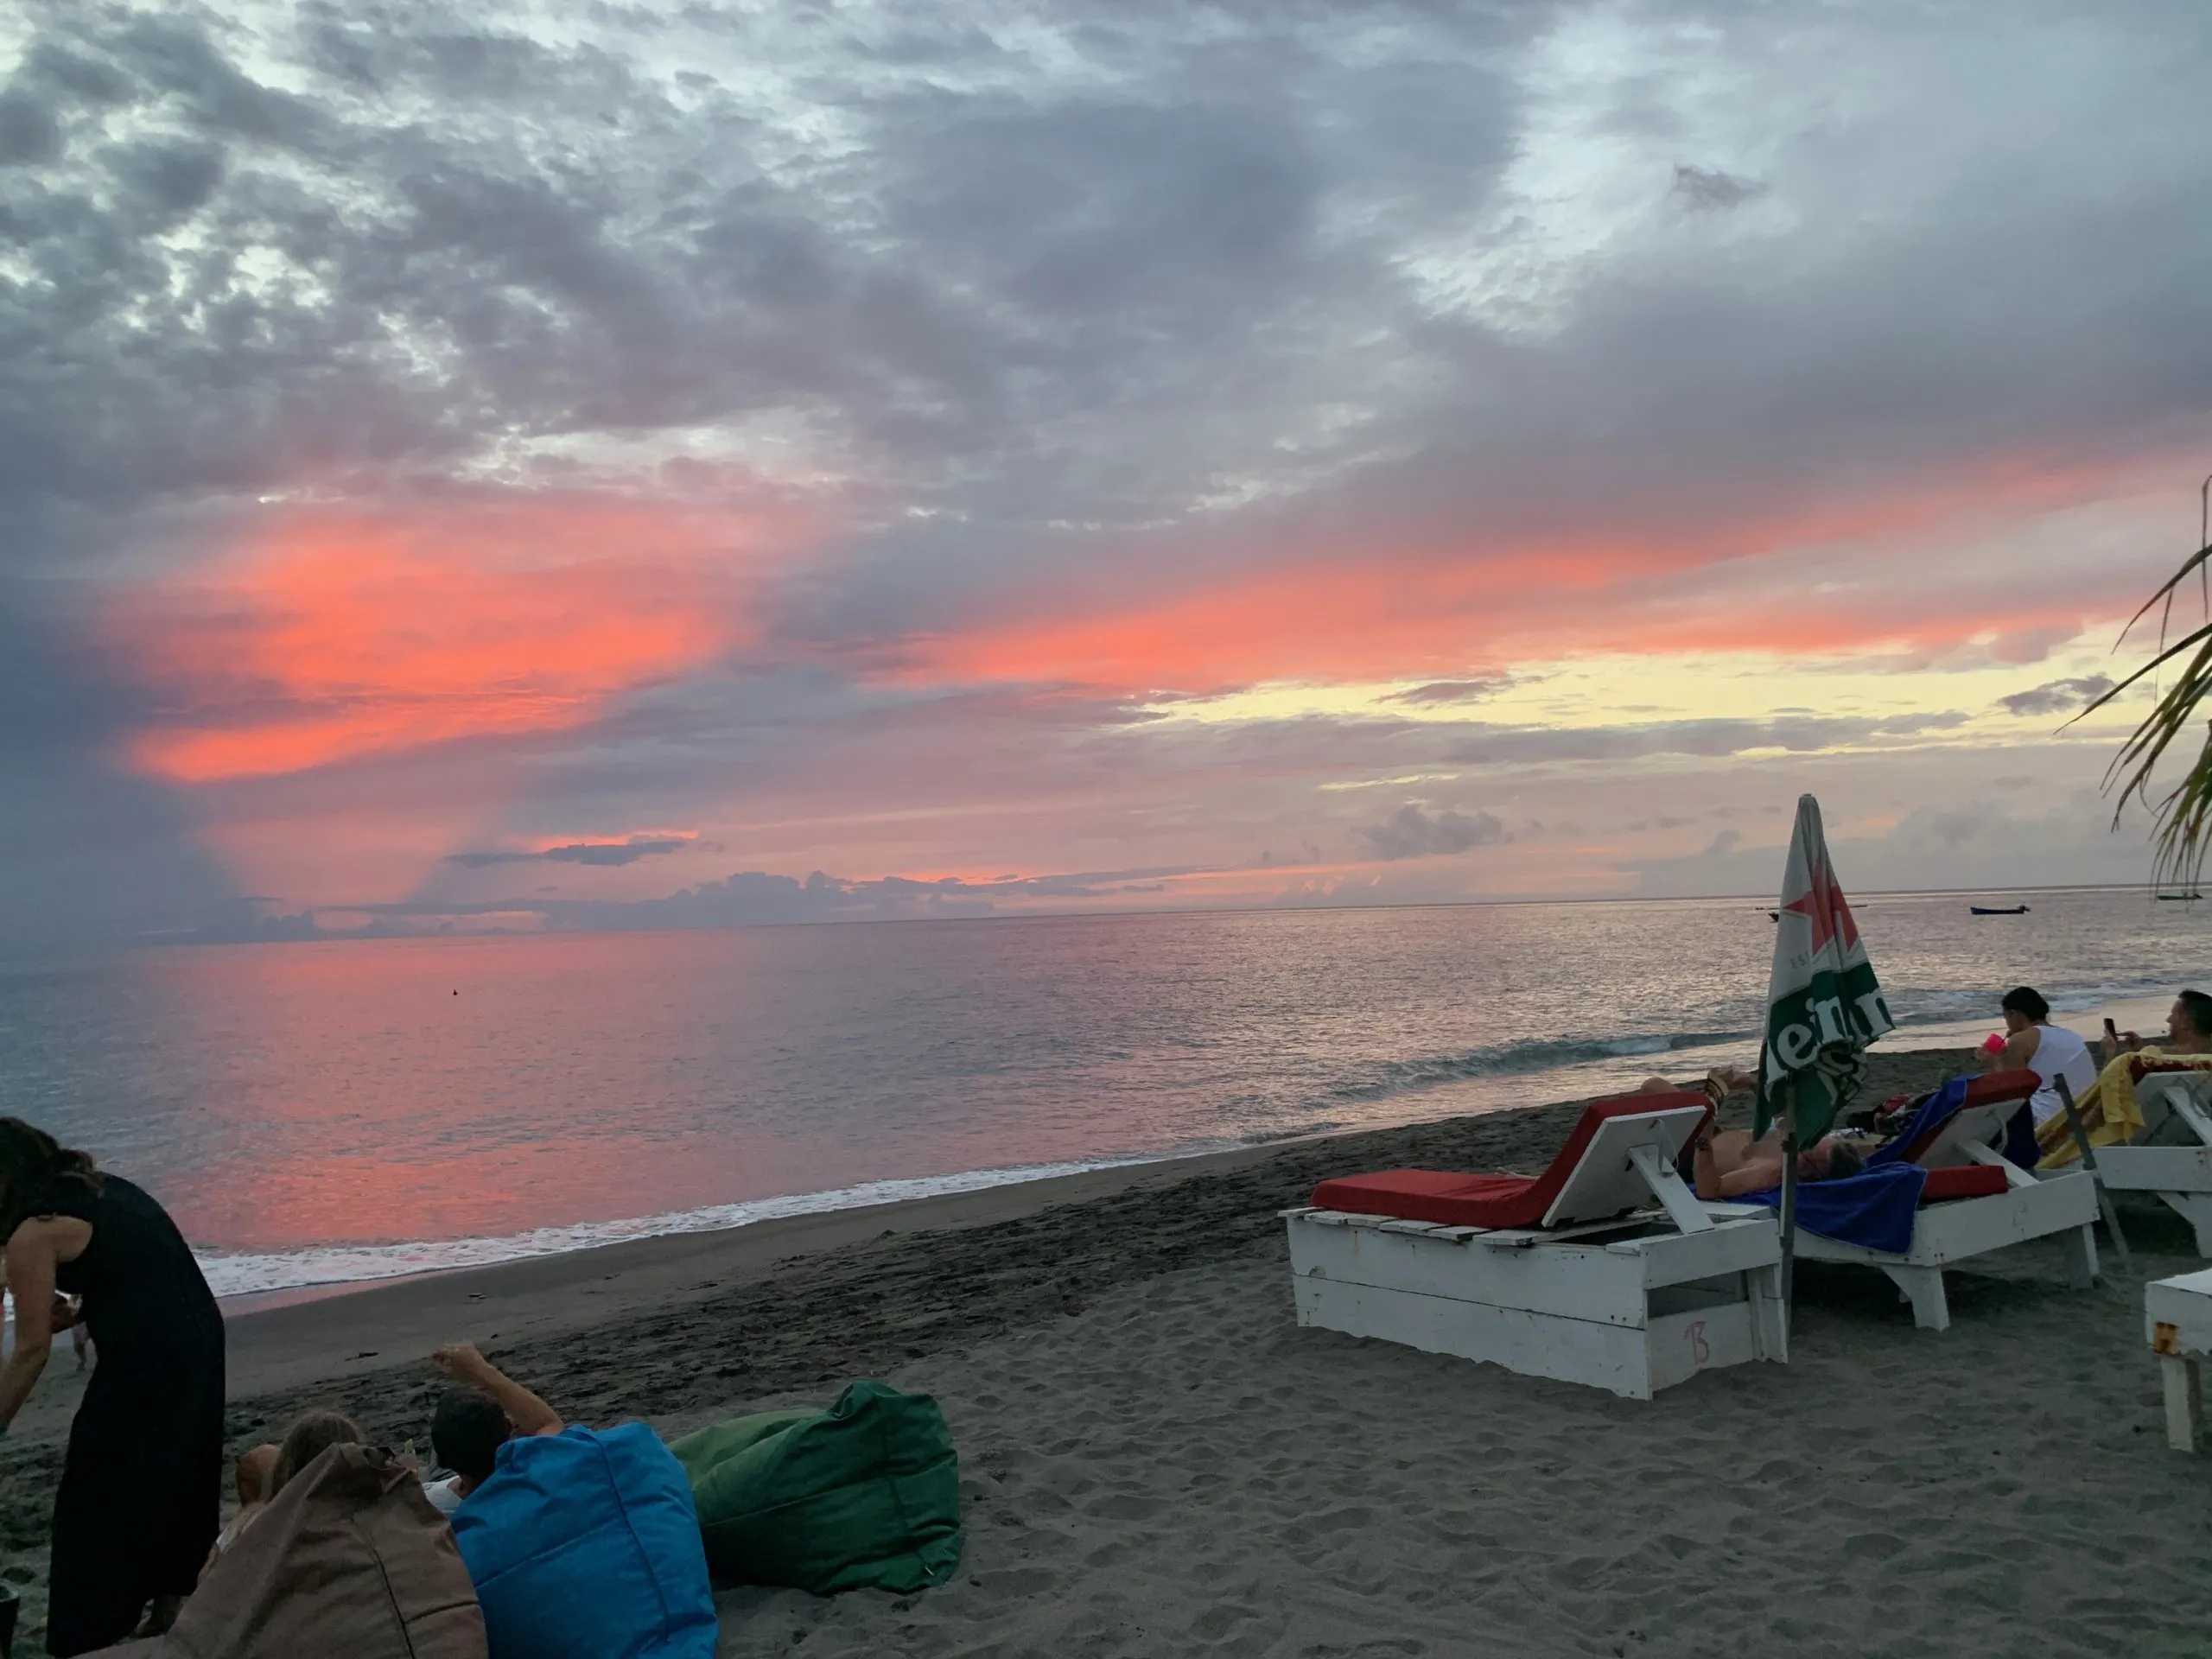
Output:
top-left (270, 1409), bottom-right (364, 1494)
top-left (0, 1119), bottom-right (102, 1242)
top-left (2179, 990), bottom-right (2212, 1039)
top-left (432, 1387), bottom-right (512, 1482)
top-left (2000, 987), bottom-right (2050, 1023)
top-left (1822, 1141), bottom-right (1865, 1181)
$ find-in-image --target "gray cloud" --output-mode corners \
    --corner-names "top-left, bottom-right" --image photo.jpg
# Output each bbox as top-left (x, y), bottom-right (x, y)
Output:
top-left (1670, 163), bottom-right (1766, 213)
top-left (3, 2), bottom-right (2210, 934)
top-left (9, 0), bottom-right (2202, 589)
top-left (1621, 781), bottom-right (2160, 899)
top-left (0, 585), bottom-right (230, 949)
top-left (1445, 713), bottom-right (1969, 766)
top-left (559, 863), bottom-right (1199, 922)
top-left (1355, 804), bottom-right (1509, 861)
top-left (1383, 677), bottom-right (1523, 706)
top-left (445, 837), bottom-right (692, 868)
top-left (1999, 675), bottom-right (2116, 716)
top-left (188, 861), bottom-right (1211, 939)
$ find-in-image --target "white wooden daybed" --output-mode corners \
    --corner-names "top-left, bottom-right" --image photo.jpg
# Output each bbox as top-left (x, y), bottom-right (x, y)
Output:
top-left (1284, 1093), bottom-right (1786, 1401)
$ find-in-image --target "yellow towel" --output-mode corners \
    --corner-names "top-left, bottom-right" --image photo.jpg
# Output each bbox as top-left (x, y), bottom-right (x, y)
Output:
top-left (2037, 1050), bottom-right (2212, 1168)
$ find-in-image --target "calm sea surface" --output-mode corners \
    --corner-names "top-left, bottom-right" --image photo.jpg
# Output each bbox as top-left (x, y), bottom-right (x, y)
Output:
top-left (0, 889), bottom-right (2202, 1296)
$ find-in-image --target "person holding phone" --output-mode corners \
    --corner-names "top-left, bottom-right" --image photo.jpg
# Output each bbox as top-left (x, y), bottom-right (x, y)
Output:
top-left (2104, 1016), bottom-right (2130, 1058)
top-left (2101, 993), bottom-right (2212, 1064)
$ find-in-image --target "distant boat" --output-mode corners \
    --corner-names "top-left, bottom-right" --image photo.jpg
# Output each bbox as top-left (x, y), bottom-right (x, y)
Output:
top-left (1969, 904), bottom-right (2030, 916)
top-left (2158, 892), bottom-right (2203, 902)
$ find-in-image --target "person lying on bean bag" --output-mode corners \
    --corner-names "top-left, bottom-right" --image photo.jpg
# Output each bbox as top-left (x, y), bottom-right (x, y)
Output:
top-left (429, 1345), bottom-right (716, 1659)
top-left (96, 1441), bottom-right (486, 1659)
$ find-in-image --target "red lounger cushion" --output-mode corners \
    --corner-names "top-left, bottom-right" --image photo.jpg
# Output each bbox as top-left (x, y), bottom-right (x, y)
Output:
top-left (1918, 1165), bottom-right (2011, 1203)
top-left (1894, 1069), bottom-right (2039, 1165)
top-left (1966, 1069), bottom-right (2039, 1109)
top-left (1307, 1169), bottom-right (1541, 1229)
top-left (1310, 1090), bottom-right (1713, 1231)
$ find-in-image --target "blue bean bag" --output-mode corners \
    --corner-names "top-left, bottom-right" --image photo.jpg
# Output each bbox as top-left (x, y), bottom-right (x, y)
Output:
top-left (453, 1424), bottom-right (718, 1659)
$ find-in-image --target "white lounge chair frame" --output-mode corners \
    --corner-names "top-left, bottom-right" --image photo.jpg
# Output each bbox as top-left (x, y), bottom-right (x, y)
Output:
top-left (1791, 1096), bottom-right (2098, 1332)
top-left (2088, 1071), bottom-right (2212, 1256)
top-left (2147, 1267), bottom-right (2212, 1450)
top-left (1283, 1105), bottom-right (1785, 1401)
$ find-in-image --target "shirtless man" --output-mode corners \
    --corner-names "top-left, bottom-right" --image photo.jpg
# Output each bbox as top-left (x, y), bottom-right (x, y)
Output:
top-left (1689, 1119), bottom-right (1861, 1198)
top-left (2101, 989), bottom-right (2212, 1065)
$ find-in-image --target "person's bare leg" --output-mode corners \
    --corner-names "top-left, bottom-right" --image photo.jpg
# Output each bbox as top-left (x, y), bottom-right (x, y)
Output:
top-left (236, 1443), bottom-right (278, 1506)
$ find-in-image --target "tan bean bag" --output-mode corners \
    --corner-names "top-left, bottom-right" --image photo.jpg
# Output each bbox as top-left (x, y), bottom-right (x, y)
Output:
top-left (93, 1443), bottom-right (486, 1657)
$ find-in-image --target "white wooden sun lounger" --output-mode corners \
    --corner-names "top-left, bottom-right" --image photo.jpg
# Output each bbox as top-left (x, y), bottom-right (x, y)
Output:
top-left (2146, 1267), bottom-right (2212, 1450)
top-left (2086, 1071), bottom-right (2212, 1256)
top-left (1284, 1093), bottom-right (1785, 1401)
top-left (1791, 1076), bottom-right (2098, 1332)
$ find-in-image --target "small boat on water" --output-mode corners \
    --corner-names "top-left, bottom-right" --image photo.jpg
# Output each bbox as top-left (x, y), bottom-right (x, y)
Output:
top-left (1970, 904), bottom-right (2030, 915)
top-left (2158, 892), bottom-right (2203, 902)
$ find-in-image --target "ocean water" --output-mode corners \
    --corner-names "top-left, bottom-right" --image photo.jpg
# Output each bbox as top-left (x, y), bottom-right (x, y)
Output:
top-left (0, 888), bottom-right (2202, 1299)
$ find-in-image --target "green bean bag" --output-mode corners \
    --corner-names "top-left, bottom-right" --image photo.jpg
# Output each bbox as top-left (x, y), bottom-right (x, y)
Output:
top-left (669, 1380), bottom-right (962, 1595)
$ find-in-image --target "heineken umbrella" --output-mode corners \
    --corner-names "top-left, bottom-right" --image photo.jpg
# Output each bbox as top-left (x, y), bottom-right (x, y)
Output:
top-left (1760, 795), bottom-right (1894, 1301)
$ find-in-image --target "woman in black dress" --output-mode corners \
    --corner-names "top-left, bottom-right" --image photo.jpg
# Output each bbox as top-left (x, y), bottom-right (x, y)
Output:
top-left (0, 1119), bottom-right (225, 1655)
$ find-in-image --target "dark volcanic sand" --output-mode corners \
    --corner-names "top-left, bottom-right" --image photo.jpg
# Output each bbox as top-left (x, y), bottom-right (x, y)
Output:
top-left (0, 1051), bottom-right (2001, 1643)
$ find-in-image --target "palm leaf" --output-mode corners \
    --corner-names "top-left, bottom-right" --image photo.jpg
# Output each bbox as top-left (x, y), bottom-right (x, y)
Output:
top-left (2077, 531), bottom-right (2212, 886)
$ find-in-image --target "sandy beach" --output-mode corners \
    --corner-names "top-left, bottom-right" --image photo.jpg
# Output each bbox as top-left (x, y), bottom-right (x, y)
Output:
top-left (9, 1046), bottom-right (2212, 1656)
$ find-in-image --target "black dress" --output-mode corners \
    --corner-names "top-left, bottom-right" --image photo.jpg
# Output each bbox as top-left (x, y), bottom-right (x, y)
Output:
top-left (36, 1174), bottom-right (225, 1656)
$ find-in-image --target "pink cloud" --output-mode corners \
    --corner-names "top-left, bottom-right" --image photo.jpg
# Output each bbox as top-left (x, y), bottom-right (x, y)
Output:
top-left (104, 493), bottom-right (810, 783)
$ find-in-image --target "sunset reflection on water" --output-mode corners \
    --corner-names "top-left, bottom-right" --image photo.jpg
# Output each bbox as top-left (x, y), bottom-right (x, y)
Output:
top-left (0, 892), bottom-right (2201, 1285)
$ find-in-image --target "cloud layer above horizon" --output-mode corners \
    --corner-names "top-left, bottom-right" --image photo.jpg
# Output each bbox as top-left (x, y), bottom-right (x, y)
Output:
top-left (4, 0), bottom-right (2210, 944)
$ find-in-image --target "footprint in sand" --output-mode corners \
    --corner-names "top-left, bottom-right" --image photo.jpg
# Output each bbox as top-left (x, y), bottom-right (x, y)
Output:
top-left (1088, 1492), bottom-right (1166, 1522)
top-left (1190, 1604), bottom-right (1258, 1639)
top-left (1842, 1531), bottom-right (1907, 1560)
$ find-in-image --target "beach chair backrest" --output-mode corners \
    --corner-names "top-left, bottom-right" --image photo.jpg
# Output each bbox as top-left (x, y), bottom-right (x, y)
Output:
top-left (1910, 1070), bottom-right (2036, 1169)
top-left (1541, 1098), bottom-right (1710, 1227)
top-left (2138, 1071), bottom-right (2212, 1147)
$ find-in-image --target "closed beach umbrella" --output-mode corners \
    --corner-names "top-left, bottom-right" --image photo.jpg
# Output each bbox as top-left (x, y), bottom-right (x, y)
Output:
top-left (1761, 795), bottom-right (1895, 1300)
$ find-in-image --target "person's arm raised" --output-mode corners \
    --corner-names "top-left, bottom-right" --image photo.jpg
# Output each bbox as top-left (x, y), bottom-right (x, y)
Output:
top-left (431, 1344), bottom-right (564, 1438)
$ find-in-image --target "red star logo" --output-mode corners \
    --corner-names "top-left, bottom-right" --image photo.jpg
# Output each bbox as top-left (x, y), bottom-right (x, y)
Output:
top-left (1783, 854), bottom-right (1860, 957)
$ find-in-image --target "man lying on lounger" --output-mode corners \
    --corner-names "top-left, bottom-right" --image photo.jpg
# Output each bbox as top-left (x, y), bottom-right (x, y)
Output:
top-left (1689, 1118), bottom-right (1862, 1198)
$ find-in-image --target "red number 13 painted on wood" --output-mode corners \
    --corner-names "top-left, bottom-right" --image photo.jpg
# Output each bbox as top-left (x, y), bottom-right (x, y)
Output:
top-left (1689, 1320), bottom-right (1711, 1364)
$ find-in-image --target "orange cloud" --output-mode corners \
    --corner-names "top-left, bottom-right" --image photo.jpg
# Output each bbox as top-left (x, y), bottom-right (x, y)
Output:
top-left (109, 498), bottom-right (787, 782)
top-left (899, 452), bottom-right (2145, 694)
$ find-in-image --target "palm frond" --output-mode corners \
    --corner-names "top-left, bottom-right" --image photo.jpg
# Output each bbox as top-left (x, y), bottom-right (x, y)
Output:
top-left (2081, 531), bottom-right (2212, 887)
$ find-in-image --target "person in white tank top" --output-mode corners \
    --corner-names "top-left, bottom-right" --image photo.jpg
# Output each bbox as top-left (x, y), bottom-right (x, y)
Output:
top-left (1986, 986), bottom-right (2097, 1126)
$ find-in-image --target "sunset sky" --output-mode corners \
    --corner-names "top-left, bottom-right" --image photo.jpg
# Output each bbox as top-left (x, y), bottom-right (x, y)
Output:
top-left (5, 1), bottom-right (2210, 946)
